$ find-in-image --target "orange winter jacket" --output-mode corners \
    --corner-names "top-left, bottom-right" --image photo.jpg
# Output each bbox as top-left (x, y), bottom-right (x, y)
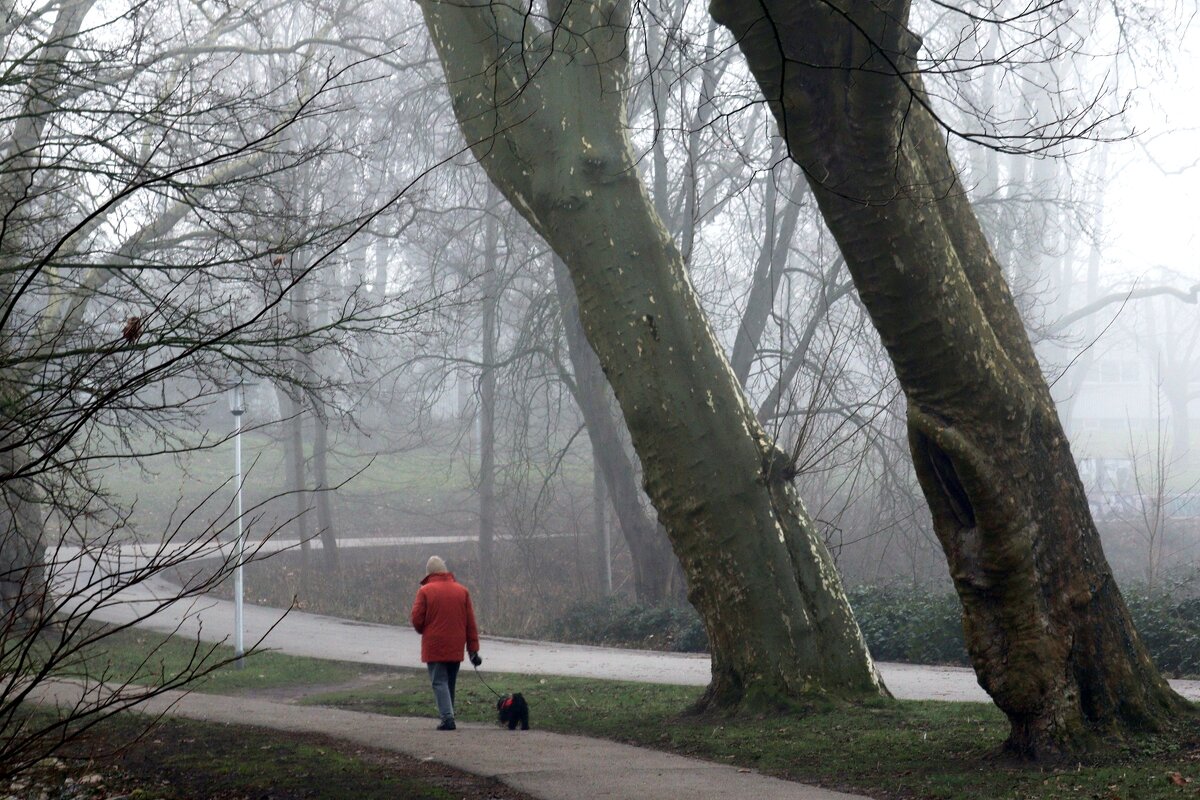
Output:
top-left (410, 572), bottom-right (480, 663)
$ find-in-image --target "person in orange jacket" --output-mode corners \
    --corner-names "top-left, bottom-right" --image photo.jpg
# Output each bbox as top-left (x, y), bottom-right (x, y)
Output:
top-left (410, 556), bottom-right (481, 730)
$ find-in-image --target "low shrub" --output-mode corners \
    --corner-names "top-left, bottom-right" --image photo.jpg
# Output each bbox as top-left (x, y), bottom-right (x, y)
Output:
top-left (846, 586), bottom-right (969, 666)
top-left (542, 582), bottom-right (1200, 678)
top-left (541, 590), bottom-right (971, 663)
top-left (1123, 586), bottom-right (1200, 678)
top-left (847, 582), bottom-right (1200, 677)
top-left (205, 547), bottom-right (1200, 677)
top-left (538, 597), bottom-right (707, 653)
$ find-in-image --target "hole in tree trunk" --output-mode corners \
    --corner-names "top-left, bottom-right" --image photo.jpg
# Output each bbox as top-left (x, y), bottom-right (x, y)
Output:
top-left (918, 432), bottom-right (977, 529)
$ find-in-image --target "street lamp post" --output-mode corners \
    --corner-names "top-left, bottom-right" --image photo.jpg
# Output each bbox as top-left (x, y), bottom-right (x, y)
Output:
top-left (228, 380), bottom-right (247, 667)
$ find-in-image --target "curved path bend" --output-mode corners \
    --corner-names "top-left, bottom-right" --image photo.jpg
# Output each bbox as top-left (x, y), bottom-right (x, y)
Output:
top-left (47, 542), bottom-right (1200, 800)
top-left (77, 559), bottom-right (1200, 703)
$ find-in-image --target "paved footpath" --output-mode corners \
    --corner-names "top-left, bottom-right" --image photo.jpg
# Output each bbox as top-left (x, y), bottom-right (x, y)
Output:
top-left (57, 542), bottom-right (1200, 702)
top-left (82, 570), bottom-right (1200, 703)
top-left (33, 681), bottom-right (864, 800)
top-left (48, 547), bottom-right (1200, 800)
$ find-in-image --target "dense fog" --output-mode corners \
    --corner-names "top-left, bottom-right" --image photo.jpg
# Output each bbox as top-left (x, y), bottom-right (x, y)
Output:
top-left (3, 0), bottom-right (1198, 641)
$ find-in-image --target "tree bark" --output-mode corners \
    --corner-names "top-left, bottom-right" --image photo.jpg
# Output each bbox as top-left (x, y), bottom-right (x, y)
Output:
top-left (419, 0), bottom-right (886, 708)
top-left (710, 0), bottom-right (1189, 754)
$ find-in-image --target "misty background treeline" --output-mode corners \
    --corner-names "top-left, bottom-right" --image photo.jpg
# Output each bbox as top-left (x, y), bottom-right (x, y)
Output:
top-left (4, 0), bottom-right (1198, 654)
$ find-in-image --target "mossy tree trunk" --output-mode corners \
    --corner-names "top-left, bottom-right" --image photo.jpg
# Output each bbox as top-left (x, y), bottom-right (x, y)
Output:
top-left (418, 0), bottom-right (887, 707)
top-left (710, 0), bottom-right (1190, 754)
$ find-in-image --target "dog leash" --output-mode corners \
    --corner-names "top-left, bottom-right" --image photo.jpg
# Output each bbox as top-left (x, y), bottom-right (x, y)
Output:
top-left (472, 663), bottom-right (504, 699)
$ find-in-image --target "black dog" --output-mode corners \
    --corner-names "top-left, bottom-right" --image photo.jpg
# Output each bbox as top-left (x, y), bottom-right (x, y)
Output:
top-left (497, 693), bottom-right (530, 730)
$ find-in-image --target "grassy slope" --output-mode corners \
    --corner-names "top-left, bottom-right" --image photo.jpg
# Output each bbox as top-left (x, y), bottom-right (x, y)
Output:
top-left (98, 425), bottom-right (593, 543)
top-left (70, 627), bottom-right (389, 694)
top-left (95, 428), bottom-right (479, 542)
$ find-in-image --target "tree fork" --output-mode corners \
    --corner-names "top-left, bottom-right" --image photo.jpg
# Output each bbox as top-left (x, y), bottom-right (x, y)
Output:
top-left (419, 0), bottom-right (887, 707)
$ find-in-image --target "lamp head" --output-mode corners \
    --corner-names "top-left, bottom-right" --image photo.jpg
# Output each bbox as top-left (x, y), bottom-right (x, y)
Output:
top-left (227, 381), bottom-right (246, 416)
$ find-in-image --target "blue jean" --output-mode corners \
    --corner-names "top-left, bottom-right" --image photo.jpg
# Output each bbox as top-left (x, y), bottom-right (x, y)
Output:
top-left (426, 661), bottom-right (461, 722)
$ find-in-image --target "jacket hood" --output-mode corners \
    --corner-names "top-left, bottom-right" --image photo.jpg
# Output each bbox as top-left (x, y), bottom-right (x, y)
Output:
top-left (420, 571), bottom-right (457, 586)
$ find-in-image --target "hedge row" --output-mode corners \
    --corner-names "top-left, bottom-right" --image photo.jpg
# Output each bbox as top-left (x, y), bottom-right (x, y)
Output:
top-left (846, 586), bottom-right (968, 665)
top-left (542, 584), bottom-right (1200, 677)
top-left (537, 596), bottom-right (708, 653)
top-left (851, 584), bottom-right (1200, 677)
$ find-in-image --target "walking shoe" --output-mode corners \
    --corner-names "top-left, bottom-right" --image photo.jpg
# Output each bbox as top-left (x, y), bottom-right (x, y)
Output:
top-left (436, 719), bottom-right (456, 731)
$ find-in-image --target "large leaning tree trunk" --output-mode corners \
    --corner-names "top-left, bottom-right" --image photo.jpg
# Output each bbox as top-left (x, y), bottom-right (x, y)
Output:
top-left (417, 0), bottom-right (887, 707)
top-left (710, 0), bottom-right (1190, 754)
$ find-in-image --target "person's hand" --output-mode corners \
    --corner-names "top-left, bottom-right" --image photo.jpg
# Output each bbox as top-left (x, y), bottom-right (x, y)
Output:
top-left (469, 651), bottom-right (482, 667)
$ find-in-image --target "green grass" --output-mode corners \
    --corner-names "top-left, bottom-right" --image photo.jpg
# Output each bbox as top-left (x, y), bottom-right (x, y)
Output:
top-left (305, 670), bottom-right (1200, 800)
top-left (306, 668), bottom-right (697, 735)
top-left (94, 425), bottom-right (588, 541)
top-left (71, 713), bottom-right (468, 800)
top-left (51, 627), bottom-right (1200, 799)
top-left (68, 626), bottom-right (389, 694)
top-left (97, 428), bottom-right (474, 536)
